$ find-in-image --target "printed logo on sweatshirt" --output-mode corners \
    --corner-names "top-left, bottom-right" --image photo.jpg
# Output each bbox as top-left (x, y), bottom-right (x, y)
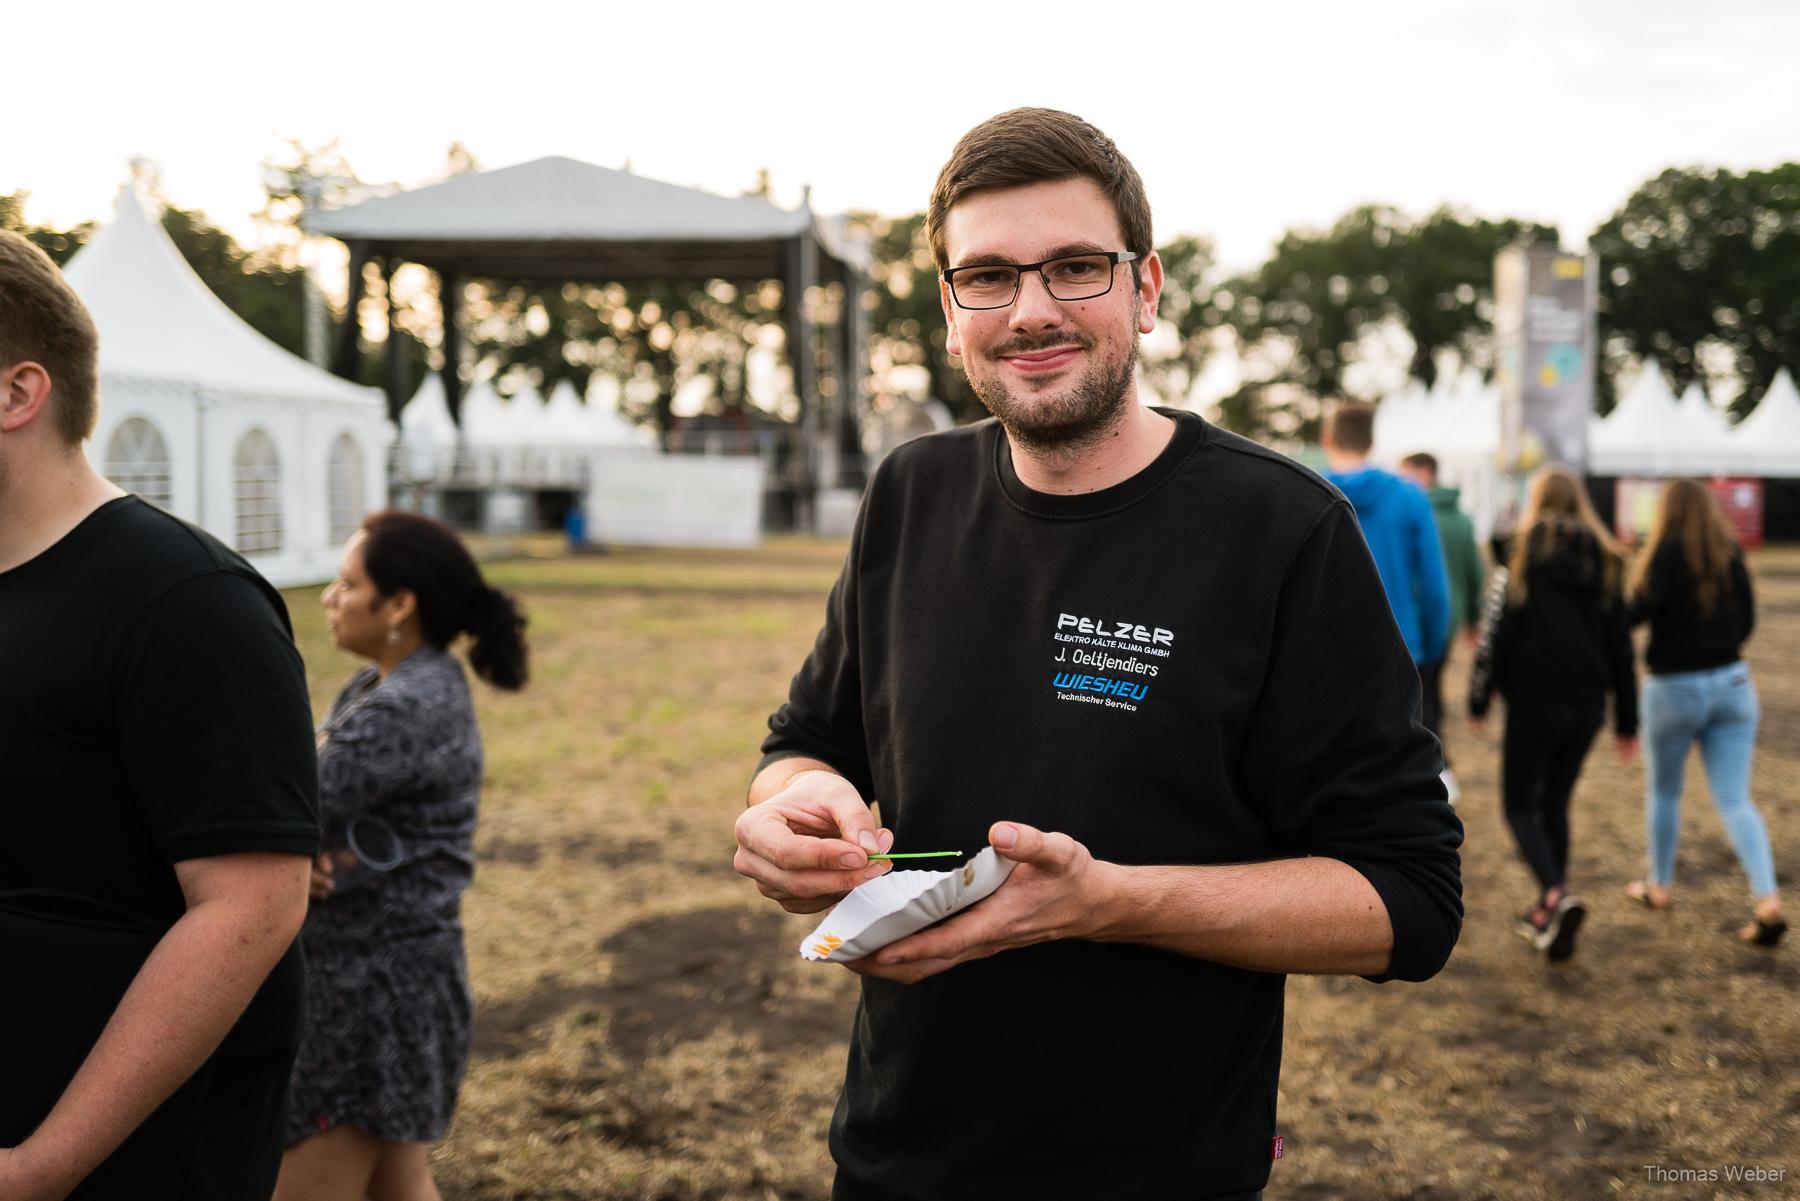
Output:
top-left (1049, 610), bottom-right (1175, 714)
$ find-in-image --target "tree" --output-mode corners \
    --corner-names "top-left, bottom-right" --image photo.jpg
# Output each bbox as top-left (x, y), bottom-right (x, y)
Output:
top-left (0, 192), bottom-right (93, 265)
top-left (457, 274), bottom-right (789, 433)
top-left (856, 212), bottom-right (979, 421)
top-left (159, 203), bottom-right (309, 358)
top-left (2, 187), bottom-right (311, 360)
top-left (1137, 233), bottom-right (1222, 410)
top-left (1221, 205), bottom-right (1555, 439)
top-left (1590, 164), bottom-right (1800, 417)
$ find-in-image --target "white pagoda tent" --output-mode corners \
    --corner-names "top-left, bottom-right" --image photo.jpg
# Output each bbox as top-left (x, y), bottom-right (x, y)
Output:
top-left (396, 373), bottom-right (459, 480)
top-left (1588, 359), bottom-right (1740, 477)
top-left (581, 374), bottom-right (648, 447)
top-left (67, 189), bottom-right (389, 587)
top-left (1371, 368), bottom-right (1507, 541)
top-left (1678, 381), bottom-right (1731, 438)
top-left (1732, 369), bottom-right (1800, 476)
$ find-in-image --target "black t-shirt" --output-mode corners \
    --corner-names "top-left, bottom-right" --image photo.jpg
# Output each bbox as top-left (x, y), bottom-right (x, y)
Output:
top-left (0, 496), bottom-right (320, 1199)
top-left (1632, 538), bottom-right (1755, 674)
top-left (761, 412), bottom-right (1463, 1201)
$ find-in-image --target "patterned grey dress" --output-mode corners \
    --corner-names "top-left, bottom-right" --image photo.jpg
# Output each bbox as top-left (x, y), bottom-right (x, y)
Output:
top-left (286, 647), bottom-right (482, 1145)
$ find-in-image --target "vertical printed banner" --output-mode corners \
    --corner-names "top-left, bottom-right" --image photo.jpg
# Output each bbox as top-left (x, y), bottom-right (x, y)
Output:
top-left (1494, 245), bottom-right (1597, 473)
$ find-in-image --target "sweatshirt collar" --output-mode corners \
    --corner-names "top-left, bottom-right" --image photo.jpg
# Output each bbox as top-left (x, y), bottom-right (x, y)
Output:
top-left (992, 408), bottom-right (1207, 520)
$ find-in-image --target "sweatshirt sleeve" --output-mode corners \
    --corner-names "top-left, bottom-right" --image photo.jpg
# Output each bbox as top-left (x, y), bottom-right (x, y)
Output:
top-left (1458, 520), bottom-right (1487, 632)
top-left (1604, 587), bottom-right (1639, 738)
top-left (1734, 553), bottom-right (1756, 645)
top-left (756, 507), bottom-right (877, 802)
top-left (1466, 569), bottom-right (1511, 719)
top-left (1629, 541), bottom-right (1675, 627)
top-left (1246, 503), bottom-right (1464, 984)
top-left (1412, 489), bottom-right (1453, 664)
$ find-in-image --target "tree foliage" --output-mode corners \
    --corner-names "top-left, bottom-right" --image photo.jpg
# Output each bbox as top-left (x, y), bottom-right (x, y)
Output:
top-left (0, 192), bottom-right (93, 265)
top-left (17, 151), bottom-right (1799, 442)
top-left (457, 274), bottom-right (795, 434)
top-left (856, 212), bottom-right (976, 421)
top-left (1591, 164), bottom-right (1800, 417)
top-left (1218, 205), bottom-right (1555, 438)
top-left (2, 188), bottom-right (309, 359)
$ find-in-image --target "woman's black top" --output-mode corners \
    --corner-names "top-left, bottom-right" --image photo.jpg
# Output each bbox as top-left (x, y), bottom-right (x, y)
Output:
top-left (1468, 522), bottom-right (1638, 736)
top-left (1630, 538), bottom-right (1755, 675)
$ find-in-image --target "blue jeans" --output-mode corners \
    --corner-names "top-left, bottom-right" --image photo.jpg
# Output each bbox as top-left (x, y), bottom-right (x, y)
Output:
top-left (1642, 662), bottom-right (1778, 899)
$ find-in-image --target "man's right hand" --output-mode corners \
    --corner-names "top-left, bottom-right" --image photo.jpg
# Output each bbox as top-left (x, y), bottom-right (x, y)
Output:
top-left (734, 769), bottom-right (893, 914)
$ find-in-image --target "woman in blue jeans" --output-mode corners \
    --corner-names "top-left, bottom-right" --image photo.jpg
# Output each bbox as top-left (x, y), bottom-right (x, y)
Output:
top-left (1626, 479), bottom-right (1785, 946)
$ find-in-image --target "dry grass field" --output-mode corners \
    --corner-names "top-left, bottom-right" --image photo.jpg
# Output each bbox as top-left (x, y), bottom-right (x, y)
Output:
top-left (283, 539), bottom-right (1800, 1201)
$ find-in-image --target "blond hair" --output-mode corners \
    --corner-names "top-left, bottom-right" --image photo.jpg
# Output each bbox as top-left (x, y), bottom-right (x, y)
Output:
top-left (1507, 464), bottom-right (1625, 606)
top-left (1632, 479), bottom-right (1739, 615)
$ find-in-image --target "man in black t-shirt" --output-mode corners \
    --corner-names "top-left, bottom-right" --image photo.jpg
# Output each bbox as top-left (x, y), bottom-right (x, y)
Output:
top-left (0, 231), bottom-right (319, 1198)
top-left (733, 112), bottom-right (1463, 1201)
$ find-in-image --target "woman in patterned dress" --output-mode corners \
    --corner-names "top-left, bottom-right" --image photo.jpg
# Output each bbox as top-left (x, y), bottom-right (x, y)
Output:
top-left (275, 511), bottom-right (526, 1201)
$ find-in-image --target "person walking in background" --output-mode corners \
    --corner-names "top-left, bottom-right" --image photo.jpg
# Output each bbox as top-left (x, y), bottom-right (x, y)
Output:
top-left (1322, 404), bottom-right (1453, 788)
top-left (1469, 465), bottom-right (1638, 961)
top-left (1400, 452), bottom-right (1487, 804)
top-left (1625, 479), bottom-right (1784, 947)
top-left (275, 512), bottom-right (528, 1201)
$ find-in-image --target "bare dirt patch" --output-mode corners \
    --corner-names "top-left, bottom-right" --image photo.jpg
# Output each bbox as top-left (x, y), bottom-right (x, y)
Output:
top-left (284, 541), bottom-right (1800, 1200)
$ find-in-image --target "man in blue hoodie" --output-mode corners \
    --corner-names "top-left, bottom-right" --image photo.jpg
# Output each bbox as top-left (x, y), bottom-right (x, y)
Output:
top-left (1322, 402), bottom-right (1453, 784)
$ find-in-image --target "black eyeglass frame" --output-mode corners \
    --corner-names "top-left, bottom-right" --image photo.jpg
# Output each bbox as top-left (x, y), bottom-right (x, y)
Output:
top-left (941, 250), bottom-right (1142, 311)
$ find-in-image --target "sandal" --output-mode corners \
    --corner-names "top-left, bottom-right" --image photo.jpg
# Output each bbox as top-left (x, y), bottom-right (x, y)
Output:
top-left (1741, 913), bottom-right (1788, 948)
top-left (1625, 880), bottom-right (1672, 910)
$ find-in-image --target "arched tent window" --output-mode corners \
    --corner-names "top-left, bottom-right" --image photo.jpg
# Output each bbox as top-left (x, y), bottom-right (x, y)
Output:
top-left (327, 432), bottom-right (366, 545)
top-left (233, 428), bottom-right (284, 555)
top-left (103, 417), bottom-right (173, 508)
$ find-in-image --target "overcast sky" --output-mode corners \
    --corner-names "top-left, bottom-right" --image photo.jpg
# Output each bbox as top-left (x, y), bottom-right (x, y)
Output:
top-left (7, 0), bottom-right (1797, 269)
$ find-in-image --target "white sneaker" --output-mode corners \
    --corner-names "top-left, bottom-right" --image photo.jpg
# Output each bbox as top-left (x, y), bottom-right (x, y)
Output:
top-left (1439, 769), bottom-right (1461, 806)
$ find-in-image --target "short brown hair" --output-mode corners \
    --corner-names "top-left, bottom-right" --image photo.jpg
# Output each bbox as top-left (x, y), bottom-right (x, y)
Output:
top-left (1323, 401), bottom-right (1376, 454)
top-left (926, 108), bottom-right (1152, 270)
top-left (1400, 451), bottom-right (1439, 480)
top-left (0, 230), bottom-right (100, 444)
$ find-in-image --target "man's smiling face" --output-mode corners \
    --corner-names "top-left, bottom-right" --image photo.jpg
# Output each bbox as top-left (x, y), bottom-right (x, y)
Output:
top-left (939, 176), bottom-right (1161, 452)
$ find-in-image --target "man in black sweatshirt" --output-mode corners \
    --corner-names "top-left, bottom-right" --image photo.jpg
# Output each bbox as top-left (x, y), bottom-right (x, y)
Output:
top-left (733, 108), bottom-right (1463, 1201)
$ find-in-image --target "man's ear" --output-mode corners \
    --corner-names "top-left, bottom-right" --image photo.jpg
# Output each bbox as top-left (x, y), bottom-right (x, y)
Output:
top-left (1136, 252), bottom-right (1165, 336)
top-left (0, 361), bottom-right (55, 434)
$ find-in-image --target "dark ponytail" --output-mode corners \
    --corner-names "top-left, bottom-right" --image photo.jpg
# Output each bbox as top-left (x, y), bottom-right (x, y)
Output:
top-left (359, 510), bottom-right (529, 691)
top-left (465, 585), bottom-right (528, 690)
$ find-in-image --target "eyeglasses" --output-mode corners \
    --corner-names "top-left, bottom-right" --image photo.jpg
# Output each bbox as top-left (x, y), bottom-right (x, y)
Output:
top-left (942, 251), bottom-right (1140, 311)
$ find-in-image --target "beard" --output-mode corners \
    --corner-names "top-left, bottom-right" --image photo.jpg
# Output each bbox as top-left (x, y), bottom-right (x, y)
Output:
top-left (964, 326), bottom-right (1139, 456)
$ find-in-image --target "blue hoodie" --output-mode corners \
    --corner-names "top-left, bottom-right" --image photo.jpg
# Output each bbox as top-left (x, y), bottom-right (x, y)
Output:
top-left (1325, 467), bottom-right (1452, 665)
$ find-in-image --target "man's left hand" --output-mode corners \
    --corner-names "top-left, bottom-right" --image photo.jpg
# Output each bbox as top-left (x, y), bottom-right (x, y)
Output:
top-left (844, 821), bottom-right (1117, 985)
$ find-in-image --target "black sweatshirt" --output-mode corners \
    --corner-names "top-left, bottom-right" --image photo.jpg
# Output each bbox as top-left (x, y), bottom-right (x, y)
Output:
top-left (759, 411), bottom-right (1463, 1201)
top-left (1629, 539), bottom-right (1755, 674)
top-left (1467, 522), bottom-right (1638, 736)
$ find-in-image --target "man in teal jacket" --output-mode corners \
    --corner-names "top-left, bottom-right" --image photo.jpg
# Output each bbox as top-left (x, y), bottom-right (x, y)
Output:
top-left (1322, 404), bottom-right (1454, 791)
top-left (1401, 452), bottom-right (1486, 802)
